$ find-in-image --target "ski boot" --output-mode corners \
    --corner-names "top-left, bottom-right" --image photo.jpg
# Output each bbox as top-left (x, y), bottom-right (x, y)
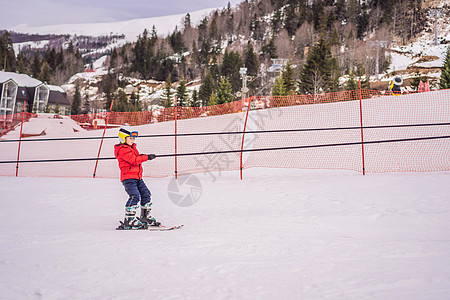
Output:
top-left (138, 203), bottom-right (161, 227)
top-left (116, 205), bottom-right (148, 230)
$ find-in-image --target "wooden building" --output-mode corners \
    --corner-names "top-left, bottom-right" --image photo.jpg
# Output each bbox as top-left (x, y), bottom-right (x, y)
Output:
top-left (0, 71), bottom-right (69, 117)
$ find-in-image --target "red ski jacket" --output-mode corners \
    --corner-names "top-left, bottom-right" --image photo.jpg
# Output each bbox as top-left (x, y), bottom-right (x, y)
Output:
top-left (114, 143), bottom-right (148, 181)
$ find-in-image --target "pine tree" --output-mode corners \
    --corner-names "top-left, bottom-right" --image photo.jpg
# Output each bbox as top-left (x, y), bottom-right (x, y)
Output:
top-left (345, 72), bottom-right (359, 91)
top-left (110, 48), bottom-right (118, 71)
top-left (176, 76), bottom-right (188, 106)
top-left (244, 42), bottom-right (259, 77)
top-left (67, 41), bottom-right (74, 54)
top-left (329, 56), bottom-right (341, 92)
top-left (272, 74), bottom-right (287, 96)
top-left (71, 84), bottom-right (82, 115)
top-left (151, 25), bottom-right (158, 41)
top-left (311, 0), bottom-right (326, 32)
top-left (216, 77), bottom-right (234, 104)
top-left (184, 13), bottom-right (191, 29)
top-left (356, 2), bottom-right (369, 39)
top-left (210, 15), bottom-right (219, 40)
top-left (115, 90), bottom-right (129, 112)
top-left (284, 5), bottom-right (298, 36)
top-left (298, 38), bottom-right (337, 94)
top-left (209, 55), bottom-right (220, 83)
top-left (439, 46), bottom-right (450, 89)
top-left (226, 13), bottom-right (234, 43)
top-left (250, 14), bottom-right (264, 41)
top-left (0, 31), bottom-right (16, 72)
top-left (170, 27), bottom-right (184, 53)
top-left (198, 72), bottom-right (215, 106)
top-left (32, 53), bottom-right (41, 78)
top-left (162, 75), bottom-right (174, 108)
top-left (129, 92), bottom-right (141, 111)
top-left (38, 62), bottom-right (51, 83)
top-left (199, 38), bottom-right (212, 65)
top-left (198, 17), bottom-right (208, 43)
top-left (281, 60), bottom-right (296, 95)
top-left (45, 48), bottom-right (57, 71)
top-left (102, 74), bottom-right (115, 110)
top-left (208, 91), bottom-right (217, 106)
top-left (271, 8), bottom-right (283, 33)
top-left (261, 37), bottom-right (277, 59)
top-left (81, 93), bottom-right (91, 114)
top-left (190, 90), bottom-right (200, 107)
top-left (221, 49), bottom-right (242, 92)
top-left (18, 56), bottom-right (26, 74)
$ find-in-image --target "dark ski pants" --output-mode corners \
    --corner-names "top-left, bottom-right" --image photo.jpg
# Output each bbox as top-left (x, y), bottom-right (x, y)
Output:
top-left (122, 178), bottom-right (151, 207)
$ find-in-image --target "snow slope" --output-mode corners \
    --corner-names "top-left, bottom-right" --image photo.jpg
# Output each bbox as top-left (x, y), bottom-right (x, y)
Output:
top-left (0, 88), bottom-right (449, 298)
top-left (0, 168), bottom-right (449, 299)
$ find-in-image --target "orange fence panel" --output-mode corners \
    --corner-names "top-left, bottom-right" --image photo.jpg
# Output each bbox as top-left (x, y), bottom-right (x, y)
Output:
top-left (1, 89), bottom-right (449, 178)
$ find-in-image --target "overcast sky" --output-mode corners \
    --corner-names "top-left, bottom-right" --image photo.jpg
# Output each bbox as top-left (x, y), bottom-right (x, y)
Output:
top-left (0, 0), bottom-right (242, 29)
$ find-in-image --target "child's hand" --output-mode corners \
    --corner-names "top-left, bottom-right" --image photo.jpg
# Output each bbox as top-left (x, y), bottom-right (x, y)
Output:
top-left (147, 154), bottom-right (156, 160)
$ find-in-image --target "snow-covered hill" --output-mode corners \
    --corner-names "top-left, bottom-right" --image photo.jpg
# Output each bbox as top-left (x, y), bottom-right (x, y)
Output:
top-left (9, 8), bottom-right (216, 42)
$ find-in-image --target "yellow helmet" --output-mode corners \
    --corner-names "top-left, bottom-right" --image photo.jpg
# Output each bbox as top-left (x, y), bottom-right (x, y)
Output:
top-left (118, 126), bottom-right (138, 143)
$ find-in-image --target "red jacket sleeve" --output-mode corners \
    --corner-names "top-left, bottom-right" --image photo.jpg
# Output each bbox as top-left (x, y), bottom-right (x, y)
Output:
top-left (118, 147), bottom-right (148, 165)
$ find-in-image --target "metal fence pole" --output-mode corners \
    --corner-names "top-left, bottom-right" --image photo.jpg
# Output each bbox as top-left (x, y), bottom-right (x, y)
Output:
top-left (93, 100), bottom-right (114, 178)
top-left (240, 96), bottom-right (253, 180)
top-left (15, 102), bottom-right (26, 177)
top-left (358, 80), bottom-right (366, 175)
top-left (174, 99), bottom-right (178, 179)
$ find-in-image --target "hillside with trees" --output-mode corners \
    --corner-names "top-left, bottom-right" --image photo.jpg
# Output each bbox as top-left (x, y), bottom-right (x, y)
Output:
top-left (1, 0), bottom-right (448, 113)
top-left (103, 0), bottom-right (433, 106)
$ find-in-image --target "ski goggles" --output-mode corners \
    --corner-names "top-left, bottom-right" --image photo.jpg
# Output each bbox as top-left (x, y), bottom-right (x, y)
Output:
top-left (129, 131), bottom-right (138, 137)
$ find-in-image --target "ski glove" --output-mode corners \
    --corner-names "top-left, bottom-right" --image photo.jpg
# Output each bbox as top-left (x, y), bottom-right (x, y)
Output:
top-left (147, 154), bottom-right (156, 160)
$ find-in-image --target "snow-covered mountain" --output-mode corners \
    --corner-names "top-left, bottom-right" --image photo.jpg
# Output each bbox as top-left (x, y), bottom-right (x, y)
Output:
top-left (9, 7), bottom-right (216, 42)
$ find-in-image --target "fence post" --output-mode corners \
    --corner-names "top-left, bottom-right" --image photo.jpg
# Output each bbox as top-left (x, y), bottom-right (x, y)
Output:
top-left (15, 102), bottom-right (26, 177)
top-left (358, 80), bottom-right (366, 175)
top-left (240, 97), bottom-right (253, 180)
top-left (93, 100), bottom-right (114, 178)
top-left (174, 100), bottom-right (178, 179)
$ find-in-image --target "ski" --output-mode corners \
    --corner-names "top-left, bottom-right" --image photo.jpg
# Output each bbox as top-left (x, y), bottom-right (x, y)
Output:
top-left (116, 223), bottom-right (184, 231)
top-left (147, 224), bottom-right (184, 231)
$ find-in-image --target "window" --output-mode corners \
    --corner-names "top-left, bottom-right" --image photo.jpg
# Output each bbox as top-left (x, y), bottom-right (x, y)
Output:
top-left (35, 85), bottom-right (49, 113)
top-left (0, 80), bottom-right (18, 116)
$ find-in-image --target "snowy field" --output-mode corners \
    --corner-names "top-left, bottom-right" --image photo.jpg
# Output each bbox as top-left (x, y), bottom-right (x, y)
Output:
top-left (0, 168), bottom-right (449, 299)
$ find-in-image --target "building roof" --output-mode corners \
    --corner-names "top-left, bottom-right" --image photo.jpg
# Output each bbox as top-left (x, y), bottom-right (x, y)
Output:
top-left (0, 77), bottom-right (17, 85)
top-left (47, 84), bottom-right (66, 93)
top-left (0, 71), bottom-right (42, 87)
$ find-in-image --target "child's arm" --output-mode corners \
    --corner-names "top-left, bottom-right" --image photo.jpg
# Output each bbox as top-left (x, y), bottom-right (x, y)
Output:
top-left (118, 148), bottom-right (148, 165)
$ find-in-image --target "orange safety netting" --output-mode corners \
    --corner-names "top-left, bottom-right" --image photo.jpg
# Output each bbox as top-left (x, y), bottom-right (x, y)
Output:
top-left (0, 89), bottom-right (449, 178)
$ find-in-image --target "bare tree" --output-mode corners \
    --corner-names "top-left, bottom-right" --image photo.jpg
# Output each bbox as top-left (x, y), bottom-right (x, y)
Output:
top-left (182, 27), bottom-right (198, 52)
top-left (275, 29), bottom-right (294, 59)
top-left (294, 23), bottom-right (315, 59)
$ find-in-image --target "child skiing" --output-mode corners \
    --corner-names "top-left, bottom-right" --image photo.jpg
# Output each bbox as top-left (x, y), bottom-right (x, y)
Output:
top-left (114, 126), bottom-right (159, 230)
